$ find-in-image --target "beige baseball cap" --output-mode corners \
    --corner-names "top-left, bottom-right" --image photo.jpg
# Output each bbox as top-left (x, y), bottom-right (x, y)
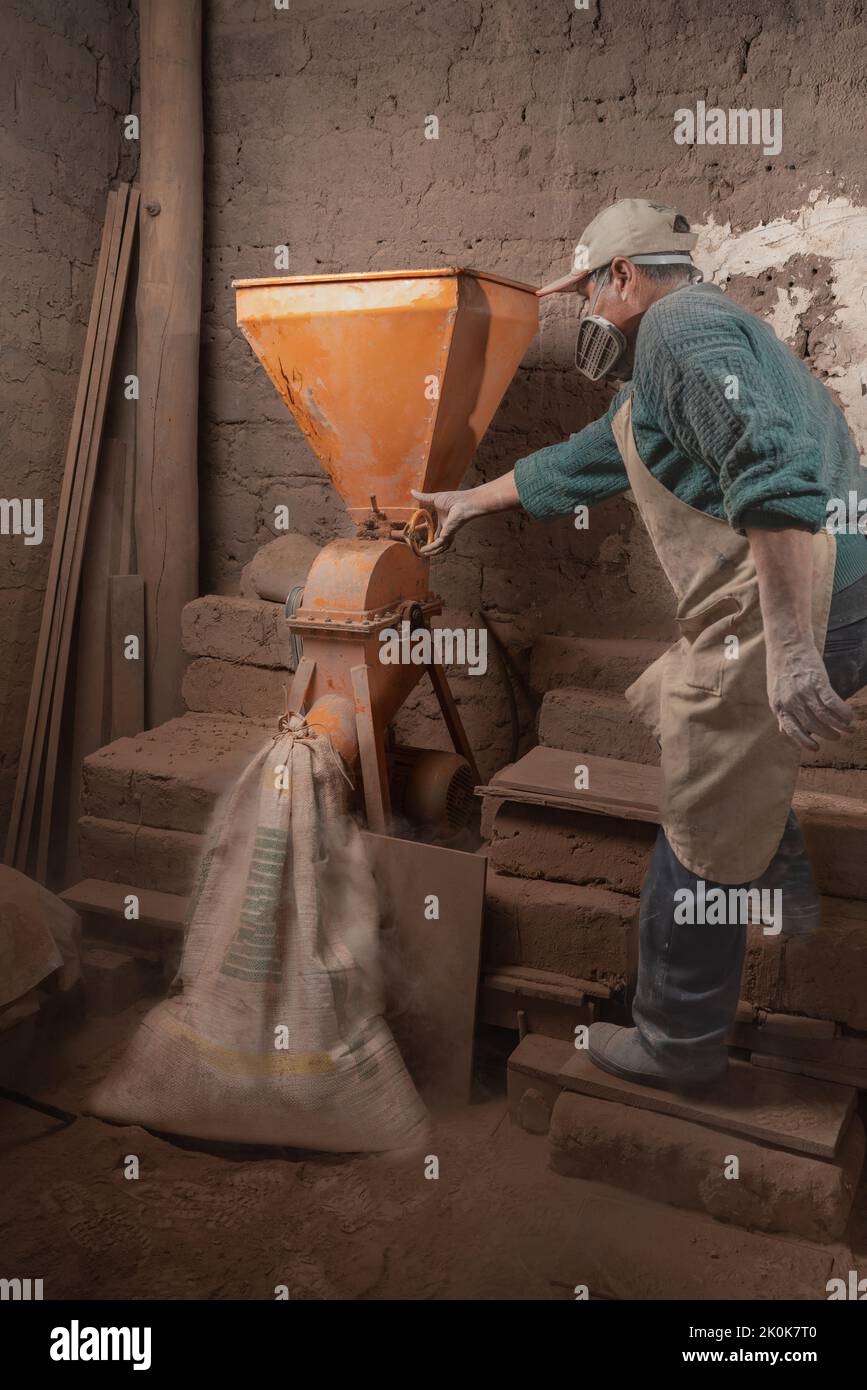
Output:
top-left (537, 198), bottom-right (699, 296)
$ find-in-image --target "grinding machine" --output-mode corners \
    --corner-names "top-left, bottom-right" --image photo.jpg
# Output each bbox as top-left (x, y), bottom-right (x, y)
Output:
top-left (234, 269), bottom-right (539, 837)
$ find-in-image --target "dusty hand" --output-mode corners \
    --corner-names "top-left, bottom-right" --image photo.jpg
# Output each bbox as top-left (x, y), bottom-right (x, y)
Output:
top-left (410, 488), bottom-right (476, 555)
top-left (766, 638), bottom-right (855, 751)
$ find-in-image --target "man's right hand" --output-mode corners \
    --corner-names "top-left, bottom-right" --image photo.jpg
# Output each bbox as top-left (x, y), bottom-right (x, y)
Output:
top-left (410, 488), bottom-right (476, 555)
top-left (411, 470), bottom-right (522, 555)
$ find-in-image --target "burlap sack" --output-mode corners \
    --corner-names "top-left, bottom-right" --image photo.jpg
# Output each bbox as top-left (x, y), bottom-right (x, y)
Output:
top-left (88, 720), bottom-right (428, 1152)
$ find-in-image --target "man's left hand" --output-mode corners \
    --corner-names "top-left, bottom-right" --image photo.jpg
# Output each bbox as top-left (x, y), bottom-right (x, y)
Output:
top-left (766, 638), bottom-right (855, 751)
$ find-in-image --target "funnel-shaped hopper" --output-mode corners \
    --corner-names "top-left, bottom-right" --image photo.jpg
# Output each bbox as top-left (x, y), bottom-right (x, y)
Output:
top-left (234, 269), bottom-right (539, 521)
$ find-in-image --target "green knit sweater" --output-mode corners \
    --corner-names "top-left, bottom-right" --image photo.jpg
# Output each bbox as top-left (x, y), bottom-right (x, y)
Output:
top-left (514, 283), bottom-right (867, 594)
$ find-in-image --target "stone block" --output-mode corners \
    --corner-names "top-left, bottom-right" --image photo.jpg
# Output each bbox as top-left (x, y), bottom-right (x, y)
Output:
top-left (550, 1090), bottom-right (864, 1243)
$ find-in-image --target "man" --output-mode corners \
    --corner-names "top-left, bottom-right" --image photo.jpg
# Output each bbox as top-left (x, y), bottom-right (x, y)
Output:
top-left (413, 198), bottom-right (867, 1092)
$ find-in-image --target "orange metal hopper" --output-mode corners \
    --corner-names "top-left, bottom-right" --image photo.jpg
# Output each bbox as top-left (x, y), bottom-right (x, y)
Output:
top-left (234, 268), bottom-right (539, 522)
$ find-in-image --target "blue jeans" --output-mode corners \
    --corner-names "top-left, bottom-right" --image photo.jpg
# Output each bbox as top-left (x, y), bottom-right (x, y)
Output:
top-left (633, 580), bottom-right (867, 1071)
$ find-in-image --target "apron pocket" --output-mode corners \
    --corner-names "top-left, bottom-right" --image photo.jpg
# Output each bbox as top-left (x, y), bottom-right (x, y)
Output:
top-left (677, 593), bottom-right (741, 696)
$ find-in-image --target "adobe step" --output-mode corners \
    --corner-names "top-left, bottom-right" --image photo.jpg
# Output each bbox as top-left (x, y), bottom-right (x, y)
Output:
top-left (61, 877), bottom-right (187, 970)
top-left (479, 748), bottom-right (867, 1029)
top-left (181, 593), bottom-right (294, 669)
top-left (484, 867), bottom-right (638, 994)
top-left (81, 943), bottom-right (163, 1018)
top-left (179, 592), bottom-right (299, 720)
top-left (508, 1034), bottom-right (864, 1243)
top-left (182, 660), bottom-right (291, 720)
top-left (539, 685), bottom-right (660, 765)
top-left (484, 873), bottom-right (867, 1033)
top-left (482, 747), bottom-right (867, 900)
top-left (549, 1088), bottom-right (864, 1244)
top-left (774, 894), bottom-right (867, 1030)
top-left (529, 635), bottom-right (668, 696)
top-left (539, 681), bottom-right (867, 776)
top-left (81, 712), bottom-right (273, 835)
top-left (731, 1008), bottom-right (867, 1089)
top-left (79, 817), bottom-right (204, 896)
top-left (523, 1179), bottom-right (856, 1300)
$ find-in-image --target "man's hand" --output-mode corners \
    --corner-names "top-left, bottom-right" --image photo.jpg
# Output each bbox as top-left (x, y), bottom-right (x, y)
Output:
top-left (411, 471), bottom-right (522, 555)
top-left (410, 489), bottom-right (475, 555)
top-left (746, 523), bottom-right (856, 750)
top-left (765, 636), bottom-right (854, 751)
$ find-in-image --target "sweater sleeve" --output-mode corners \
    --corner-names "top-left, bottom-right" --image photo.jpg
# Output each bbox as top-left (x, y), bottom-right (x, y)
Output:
top-left (645, 298), bottom-right (830, 535)
top-left (512, 390), bottom-right (631, 521)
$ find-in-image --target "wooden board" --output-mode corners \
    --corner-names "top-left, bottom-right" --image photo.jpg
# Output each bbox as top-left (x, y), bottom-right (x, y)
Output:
top-left (480, 746), bottom-right (867, 833)
top-left (559, 1050), bottom-right (856, 1159)
top-left (483, 965), bottom-right (610, 1003)
top-left (481, 965), bottom-right (609, 1039)
top-left (136, 0), bottom-right (203, 728)
top-left (479, 984), bottom-right (598, 1039)
top-left (4, 189), bottom-right (120, 869)
top-left (508, 1033), bottom-right (574, 1085)
top-left (110, 303), bottom-right (137, 581)
top-left (65, 439), bottom-right (129, 881)
top-left (22, 186), bottom-right (131, 877)
top-left (34, 185), bottom-right (140, 882)
top-left (60, 878), bottom-right (187, 931)
top-left (734, 1028), bottom-right (867, 1070)
top-left (109, 574), bottom-right (145, 740)
top-left (507, 1035), bottom-right (573, 1128)
top-left (480, 747), bottom-right (662, 823)
top-left (739, 1010), bottom-right (837, 1040)
top-left (752, 1052), bottom-right (867, 1091)
top-left (362, 831), bottom-right (486, 1109)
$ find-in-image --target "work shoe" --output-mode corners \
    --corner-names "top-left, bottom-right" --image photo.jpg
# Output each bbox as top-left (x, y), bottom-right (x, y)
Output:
top-left (587, 1022), bottom-right (728, 1094)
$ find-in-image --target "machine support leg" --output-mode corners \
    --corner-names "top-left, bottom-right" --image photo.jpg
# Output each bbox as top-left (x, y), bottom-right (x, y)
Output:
top-left (427, 662), bottom-right (481, 783)
top-left (285, 655), bottom-right (315, 717)
top-left (351, 664), bottom-right (391, 833)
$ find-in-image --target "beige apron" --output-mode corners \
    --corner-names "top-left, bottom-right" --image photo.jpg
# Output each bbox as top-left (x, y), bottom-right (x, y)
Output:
top-left (612, 396), bottom-right (835, 884)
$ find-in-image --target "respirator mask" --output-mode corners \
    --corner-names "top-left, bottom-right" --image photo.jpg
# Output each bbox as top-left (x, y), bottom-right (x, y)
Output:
top-left (575, 254), bottom-right (703, 382)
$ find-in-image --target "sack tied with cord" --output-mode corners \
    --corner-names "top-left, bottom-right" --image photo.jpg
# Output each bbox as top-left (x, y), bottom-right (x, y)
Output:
top-left (88, 715), bottom-right (429, 1152)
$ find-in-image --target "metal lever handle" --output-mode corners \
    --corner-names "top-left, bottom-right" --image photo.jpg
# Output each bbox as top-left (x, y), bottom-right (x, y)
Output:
top-left (404, 508), bottom-right (435, 554)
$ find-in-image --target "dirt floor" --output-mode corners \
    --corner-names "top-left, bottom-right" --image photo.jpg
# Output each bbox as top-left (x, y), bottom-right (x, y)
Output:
top-left (2, 1001), bottom-right (867, 1301)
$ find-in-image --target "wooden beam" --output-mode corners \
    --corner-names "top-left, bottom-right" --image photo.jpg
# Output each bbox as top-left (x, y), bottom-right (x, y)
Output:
top-left (21, 185), bottom-right (130, 874)
top-left (135, 0), bottom-right (203, 727)
top-left (64, 438), bottom-right (129, 882)
top-left (4, 190), bottom-right (119, 867)
top-left (34, 187), bottom-right (140, 882)
top-left (108, 574), bottom-right (146, 741)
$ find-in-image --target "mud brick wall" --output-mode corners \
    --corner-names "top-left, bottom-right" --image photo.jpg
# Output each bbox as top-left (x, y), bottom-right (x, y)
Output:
top-left (0, 0), bottom-right (138, 841)
top-left (6, 1), bottom-right (867, 828)
top-left (201, 0), bottom-right (867, 767)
